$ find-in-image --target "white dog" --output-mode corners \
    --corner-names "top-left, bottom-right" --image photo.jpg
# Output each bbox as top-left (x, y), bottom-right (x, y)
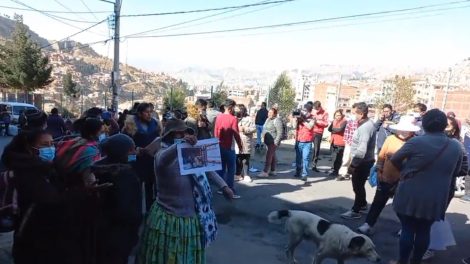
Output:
top-left (268, 210), bottom-right (381, 264)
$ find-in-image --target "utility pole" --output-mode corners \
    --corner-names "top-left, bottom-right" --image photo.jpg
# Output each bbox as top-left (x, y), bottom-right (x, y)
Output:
top-left (442, 67), bottom-right (452, 111)
top-left (335, 74), bottom-right (343, 109)
top-left (210, 85), bottom-right (213, 98)
top-left (131, 89), bottom-right (134, 106)
top-left (111, 0), bottom-right (121, 113)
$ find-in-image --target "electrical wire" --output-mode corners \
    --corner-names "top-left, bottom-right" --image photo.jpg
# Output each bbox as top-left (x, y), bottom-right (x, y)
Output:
top-left (122, 0), bottom-right (279, 38)
top-left (120, 0), bottom-right (294, 17)
top-left (0, 4), bottom-right (109, 14)
top-left (124, 1), bottom-right (470, 39)
top-left (151, 0), bottom-right (289, 34)
top-left (9, 0), bottom-right (108, 36)
top-left (56, 38), bottom-right (112, 53)
top-left (41, 19), bottom-right (108, 49)
top-left (79, 0), bottom-right (100, 20)
top-left (9, 0), bottom-right (102, 25)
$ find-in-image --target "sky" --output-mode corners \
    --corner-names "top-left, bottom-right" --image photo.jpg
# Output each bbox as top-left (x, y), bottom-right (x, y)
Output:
top-left (2, 0), bottom-right (470, 72)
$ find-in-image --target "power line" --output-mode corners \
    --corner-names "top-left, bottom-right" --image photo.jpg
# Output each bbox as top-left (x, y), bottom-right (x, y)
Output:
top-left (153, 0), bottom-right (289, 34)
top-left (9, 0), bottom-right (102, 24)
top-left (121, 0), bottom-right (294, 17)
top-left (41, 19), bottom-right (108, 49)
top-left (218, 12), bottom-right (445, 39)
top-left (0, 4), bottom-right (110, 14)
top-left (9, 0), bottom-right (108, 36)
top-left (79, 0), bottom-right (100, 20)
top-left (54, 38), bottom-right (112, 52)
top-left (122, 0), bottom-right (282, 38)
top-left (53, 0), bottom-right (97, 23)
top-left (124, 1), bottom-right (470, 39)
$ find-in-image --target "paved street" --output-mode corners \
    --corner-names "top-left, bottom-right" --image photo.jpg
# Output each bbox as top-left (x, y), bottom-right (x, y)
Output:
top-left (208, 141), bottom-right (470, 264)
top-left (0, 138), bottom-right (469, 264)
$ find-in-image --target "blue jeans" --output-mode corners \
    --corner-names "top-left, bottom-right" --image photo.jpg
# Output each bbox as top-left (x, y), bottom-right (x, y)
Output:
top-left (256, 125), bottom-right (264, 145)
top-left (218, 148), bottom-right (236, 192)
top-left (295, 141), bottom-right (312, 178)
top-left (398, 214), bottom-right (434, 264)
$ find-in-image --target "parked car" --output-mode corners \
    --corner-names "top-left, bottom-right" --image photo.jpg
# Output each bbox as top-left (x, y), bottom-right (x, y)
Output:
top-left (0, 102), bottom-right (38, 124)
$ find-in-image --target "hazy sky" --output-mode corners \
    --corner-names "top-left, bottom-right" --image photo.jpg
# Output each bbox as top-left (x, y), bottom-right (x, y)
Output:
top-left (2, 0), bottom-right (470, 71)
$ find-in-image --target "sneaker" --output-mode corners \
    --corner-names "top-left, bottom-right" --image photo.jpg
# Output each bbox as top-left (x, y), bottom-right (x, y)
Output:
top-left (269, 171), bottom-right (277, 176)
top-left (301, 176), bottom-right (308, 182)
top-left (336, 175), bottom-right (349, 181)
top-left (233, 194), bottom-right (241, 199)
top-left (462, 257), bottom-right (470, 264)
top-left (359, 205), bottom-right (368, 213)
top-left (235, 175), bottom-right (243, 181)
top-left (341, 210), bottom-right (362, 220)
top-left (249, 167), bottom-right (258, 173)
top-left (242, 176), bottom-right (253, 183)
top-left (311, 167), bottom-right (320, 172)
top-left (216, 190), bottom-right (223, 195)
top-left (357, 223), bottom-right (372, 235)
top-left (257, 172), bottom-right (269, 178)
top-left (422, 250), bottom-right (435, 260)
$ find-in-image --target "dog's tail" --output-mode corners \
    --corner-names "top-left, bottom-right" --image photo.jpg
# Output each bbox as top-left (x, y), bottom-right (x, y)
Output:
top-left (267, 210), bottom-right (291, 224)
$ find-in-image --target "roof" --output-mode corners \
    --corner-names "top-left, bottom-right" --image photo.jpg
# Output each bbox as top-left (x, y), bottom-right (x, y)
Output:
top-left (0, 102), bottom-right (37, 107)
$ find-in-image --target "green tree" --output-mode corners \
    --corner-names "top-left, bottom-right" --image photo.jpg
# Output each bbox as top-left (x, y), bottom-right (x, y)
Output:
top-left (211, 90), bottom-right (228, 108)
top-left (163, 84), bottom-right (187, 111)
top-left (375, 75), bottom-right (415, 113)
top-left (63, 72), bottom-right (80, 98)
top-left (0, 17), bottom-right (53, 103)
top-left (62, 72), bottom-right (80, 114)
top-left (268, 72), bottom-right (296, 116)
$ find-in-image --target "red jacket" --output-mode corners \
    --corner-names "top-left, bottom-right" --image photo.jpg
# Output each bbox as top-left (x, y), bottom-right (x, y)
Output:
top-left (328, 119), bottom-right (347, 147)
top-left (313, 107), bottom-right (329, 135)
top-left (295, 114), bottom-right (315, 142)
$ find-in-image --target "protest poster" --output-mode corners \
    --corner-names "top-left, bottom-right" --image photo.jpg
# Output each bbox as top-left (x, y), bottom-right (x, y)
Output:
top-left (177, 138), bottom-right (222, 175)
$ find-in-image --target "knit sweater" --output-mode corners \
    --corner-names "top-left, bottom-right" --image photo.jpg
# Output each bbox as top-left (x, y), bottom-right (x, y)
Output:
top-left (377, 135), bottom-right (407, 184)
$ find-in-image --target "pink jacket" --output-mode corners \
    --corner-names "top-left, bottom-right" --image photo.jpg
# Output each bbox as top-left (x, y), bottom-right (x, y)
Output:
top-left (313, 107), bottom-right (329, 135)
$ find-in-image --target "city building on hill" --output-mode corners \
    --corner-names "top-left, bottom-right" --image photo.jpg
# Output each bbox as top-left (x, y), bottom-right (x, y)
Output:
top-left (434, 89), bottom-right (470, 120)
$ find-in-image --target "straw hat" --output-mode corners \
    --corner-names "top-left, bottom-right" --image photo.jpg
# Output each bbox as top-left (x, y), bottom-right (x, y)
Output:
top-left (390, 115), bottom-right (420, 132)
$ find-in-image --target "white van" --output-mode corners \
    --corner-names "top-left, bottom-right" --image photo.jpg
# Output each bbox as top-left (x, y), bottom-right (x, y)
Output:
top-left (0, 102), bottom-right (38, 123)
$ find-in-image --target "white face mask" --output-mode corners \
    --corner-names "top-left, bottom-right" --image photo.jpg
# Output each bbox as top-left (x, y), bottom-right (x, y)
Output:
top-left (350, 115), bottom-right (357, 121)
top-left (412, 113), bottom-right (420, 118)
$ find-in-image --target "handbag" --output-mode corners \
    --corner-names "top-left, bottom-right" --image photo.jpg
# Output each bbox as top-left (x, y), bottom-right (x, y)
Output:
top-left (402, 138), bottom-right (450, 181)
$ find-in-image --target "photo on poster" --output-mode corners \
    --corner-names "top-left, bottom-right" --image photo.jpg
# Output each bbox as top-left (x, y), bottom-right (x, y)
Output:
top-left (177, 138), bottom-right (222, 175)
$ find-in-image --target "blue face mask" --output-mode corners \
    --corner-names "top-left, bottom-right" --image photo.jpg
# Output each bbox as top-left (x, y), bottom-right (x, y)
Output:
top-left (128, 154), bottom-right (137, 162)
top-left (98, 133), bottom-right (106, 142)
top-left (38, 146), bottom-right (55, 162)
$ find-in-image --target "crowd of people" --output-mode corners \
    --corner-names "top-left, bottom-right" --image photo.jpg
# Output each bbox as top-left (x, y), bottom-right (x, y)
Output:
top-left (0, 95), bottom-right (469, 264)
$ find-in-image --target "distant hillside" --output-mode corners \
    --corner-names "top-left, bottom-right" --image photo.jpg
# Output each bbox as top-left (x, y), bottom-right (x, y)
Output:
top-left (0, 16), bottom-right (50, 48)
top-left (0, 15), bottom-right (180, 112)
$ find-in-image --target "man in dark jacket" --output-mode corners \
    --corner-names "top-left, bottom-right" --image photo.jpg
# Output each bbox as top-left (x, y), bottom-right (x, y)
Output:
top-left (47, 108), bottom-right (67, 139)
top-left (375, 104), bottom-right (400, 152)
top-left (255, 102), bottom-right (268, 148)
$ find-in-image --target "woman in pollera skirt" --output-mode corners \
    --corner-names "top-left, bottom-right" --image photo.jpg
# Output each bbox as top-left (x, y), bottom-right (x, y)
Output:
top-left (138, 118), bottom-right (233, 264)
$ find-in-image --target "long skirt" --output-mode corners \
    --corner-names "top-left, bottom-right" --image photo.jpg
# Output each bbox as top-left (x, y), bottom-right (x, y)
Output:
top-left (138, 203), bottom-right (204, 264)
